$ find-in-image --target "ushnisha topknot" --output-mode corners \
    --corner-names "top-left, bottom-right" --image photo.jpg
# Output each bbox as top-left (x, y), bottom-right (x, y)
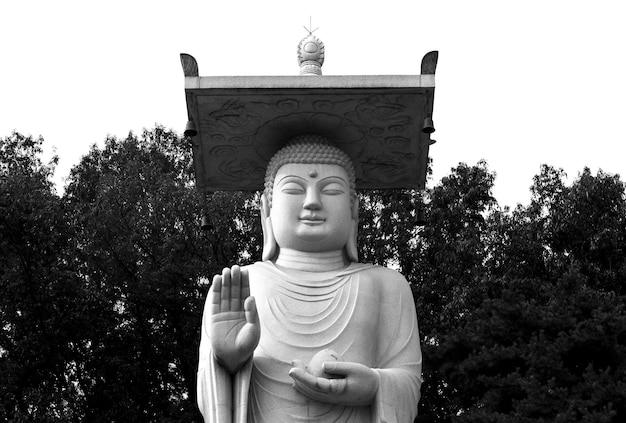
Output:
top-left (264, 134), bottom-right (356, 207)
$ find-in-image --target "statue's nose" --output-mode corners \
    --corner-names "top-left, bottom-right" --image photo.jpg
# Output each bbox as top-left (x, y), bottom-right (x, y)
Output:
top-left (303, 188), bottom-right (322, 210)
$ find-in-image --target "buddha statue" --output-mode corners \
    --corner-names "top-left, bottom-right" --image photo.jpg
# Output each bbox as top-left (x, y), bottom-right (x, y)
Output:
top-left (197, 134), bottom-right (423, 422)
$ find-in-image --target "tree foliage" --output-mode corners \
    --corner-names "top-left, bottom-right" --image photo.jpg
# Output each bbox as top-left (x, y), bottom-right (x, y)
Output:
top-left (415, 164), bottom-right (626, 423)
top-left (2, 129), bottom-right (625, 422)
top-left (1, 128), bottom-right (260, 422)
top-left (1, 133), bottom-right (93, 421)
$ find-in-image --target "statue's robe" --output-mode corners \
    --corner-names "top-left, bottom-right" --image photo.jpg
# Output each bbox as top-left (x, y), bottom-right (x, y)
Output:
top-left (197, 262), bottom-right (422, 422)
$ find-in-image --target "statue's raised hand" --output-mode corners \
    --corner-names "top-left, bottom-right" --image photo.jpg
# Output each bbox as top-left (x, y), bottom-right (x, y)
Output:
top-left (209, 265), bottom-right (260, 374)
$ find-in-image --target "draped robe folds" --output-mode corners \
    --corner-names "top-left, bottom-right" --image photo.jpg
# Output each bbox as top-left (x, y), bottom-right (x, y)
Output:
top-left (197, 262), bottom-right (423, 423)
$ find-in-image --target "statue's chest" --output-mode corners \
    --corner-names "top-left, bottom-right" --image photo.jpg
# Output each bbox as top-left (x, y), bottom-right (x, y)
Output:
top-left (251, 273), bottom-right (379, 362)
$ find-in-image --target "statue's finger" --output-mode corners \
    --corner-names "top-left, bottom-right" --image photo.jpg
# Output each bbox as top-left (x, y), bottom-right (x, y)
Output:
top-left (288, 368), bottom-right (314, 392)
top-left (244, 296), bottom-right (258, 325)
top-left (291, 359), bottom-right (306, 371)
top-left (289, 369), bottom-right (335, 402)
top-left (289, 373), bottom-right (308, 395)
top-left (241, 268), bottom-right (250, 301)
top-left (322, 361), bottom-right (356, 376)
top-left (314, 376), bottom-right (331, 392)
top-left (209, 275), bottom-right (222, 314)
top-left (288, 366), bottom-right (307, 385)
top-left (289, 367), bottom-right (326, 391)
top-left (221, 268), bottom-right (231, 311)
top-left (230, 265), bottom-right (241, 311)
top-left (327, 377), bottom-right (347, 394)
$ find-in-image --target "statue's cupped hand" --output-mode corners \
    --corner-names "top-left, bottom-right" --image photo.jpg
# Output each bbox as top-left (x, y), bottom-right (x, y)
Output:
top-left (208, 265), bottom-right (260, 374)
top-left (289, 360), bottom-right (379, 406)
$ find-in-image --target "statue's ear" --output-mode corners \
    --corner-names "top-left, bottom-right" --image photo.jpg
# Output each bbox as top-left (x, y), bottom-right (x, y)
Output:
top-left (351, 196), bottom-right (359, 221)
top-left (261, 193), bottom-right (278, 261)
top-left (346, 197), bottom-right (359, 262)
top-left (260, 192), bottom-right (271, 219)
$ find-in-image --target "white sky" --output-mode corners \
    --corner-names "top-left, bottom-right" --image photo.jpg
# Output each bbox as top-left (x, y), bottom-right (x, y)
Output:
top-left (2, 0), bottom-right (625, 208)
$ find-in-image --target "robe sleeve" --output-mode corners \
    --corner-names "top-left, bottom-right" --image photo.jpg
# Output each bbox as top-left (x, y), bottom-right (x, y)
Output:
top-left (370, 269), bottom-right (423, 423)
top-left (197, 295), bottom-right (253, 423)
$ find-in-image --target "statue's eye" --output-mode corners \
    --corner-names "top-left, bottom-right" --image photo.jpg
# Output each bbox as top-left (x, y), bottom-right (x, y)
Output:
top-left (322, 183), bottom-right (345, 195)
top-left (281, 182), bottom-right (305, 194)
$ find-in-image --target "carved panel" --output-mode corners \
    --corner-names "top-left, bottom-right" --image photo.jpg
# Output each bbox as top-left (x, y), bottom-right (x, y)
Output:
top-left (186, 85), bottom-right (435, 191)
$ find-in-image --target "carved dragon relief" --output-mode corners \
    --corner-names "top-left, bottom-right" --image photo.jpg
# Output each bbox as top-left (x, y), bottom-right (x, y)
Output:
top-left (346, 95), bottom-right (412, 128)
top-left (199, 98), bottom-right (262, 136)
top-left (360, 150), bottom-right (417, 185)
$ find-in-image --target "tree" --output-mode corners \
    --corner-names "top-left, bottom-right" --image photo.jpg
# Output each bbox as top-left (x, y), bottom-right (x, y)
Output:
top-left (539, 167), bottom-right (626, 294)
top-left (0, 132), bottom-right (98, 421)
top-left (437, 266), bottom-right (625, 423)
top-left (414, 161), bottom-right (499, 421)
top-left (427, 165), bottom-right (626, 423)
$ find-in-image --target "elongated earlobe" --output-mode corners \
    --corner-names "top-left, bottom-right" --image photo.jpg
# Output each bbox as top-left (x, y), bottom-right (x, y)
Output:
top-left (345, 197), bottom-right (359, 262)
top-left (261, 194), bottom-right (278, 261)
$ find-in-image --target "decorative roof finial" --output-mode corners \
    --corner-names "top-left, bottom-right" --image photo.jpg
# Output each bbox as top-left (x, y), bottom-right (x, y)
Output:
top-left (297, 17), bottom-right (324, 76)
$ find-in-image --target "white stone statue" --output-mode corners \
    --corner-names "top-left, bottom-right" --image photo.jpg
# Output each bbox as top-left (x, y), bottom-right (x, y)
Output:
top-left (197, 135), bottom-right (423, 422)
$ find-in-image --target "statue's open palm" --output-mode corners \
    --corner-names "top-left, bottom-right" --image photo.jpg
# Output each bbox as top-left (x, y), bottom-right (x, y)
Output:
top-left (209, 265), bottom-right (260, 373)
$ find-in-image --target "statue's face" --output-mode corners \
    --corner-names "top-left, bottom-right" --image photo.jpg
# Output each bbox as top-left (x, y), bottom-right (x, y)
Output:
top-left (270, 163), bottom-right (353, 253)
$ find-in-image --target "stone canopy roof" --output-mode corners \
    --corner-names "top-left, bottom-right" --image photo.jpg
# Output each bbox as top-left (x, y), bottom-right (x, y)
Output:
top-left (180, 33), bottom-right (438, 193)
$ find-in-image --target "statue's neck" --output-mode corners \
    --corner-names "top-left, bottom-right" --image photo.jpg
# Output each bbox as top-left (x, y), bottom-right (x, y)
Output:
top-left (274, 248), bottom-right (348, 272)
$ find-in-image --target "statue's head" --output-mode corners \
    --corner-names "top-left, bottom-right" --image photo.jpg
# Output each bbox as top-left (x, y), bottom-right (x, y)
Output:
top-left (261, 134), bottom-right (359, 262)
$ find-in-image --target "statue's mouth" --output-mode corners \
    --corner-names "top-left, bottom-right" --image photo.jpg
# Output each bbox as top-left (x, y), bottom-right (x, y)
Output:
top-left (299, 215), bottom-right (325, 225)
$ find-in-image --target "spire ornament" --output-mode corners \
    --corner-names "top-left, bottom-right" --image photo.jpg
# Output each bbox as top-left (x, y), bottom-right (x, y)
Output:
top-left (297, 20), bottom-right (324, 76)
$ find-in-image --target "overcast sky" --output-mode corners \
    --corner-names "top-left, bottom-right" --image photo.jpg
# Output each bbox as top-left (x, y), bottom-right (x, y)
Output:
top-left (2, 0), bottom-right (625, 208)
